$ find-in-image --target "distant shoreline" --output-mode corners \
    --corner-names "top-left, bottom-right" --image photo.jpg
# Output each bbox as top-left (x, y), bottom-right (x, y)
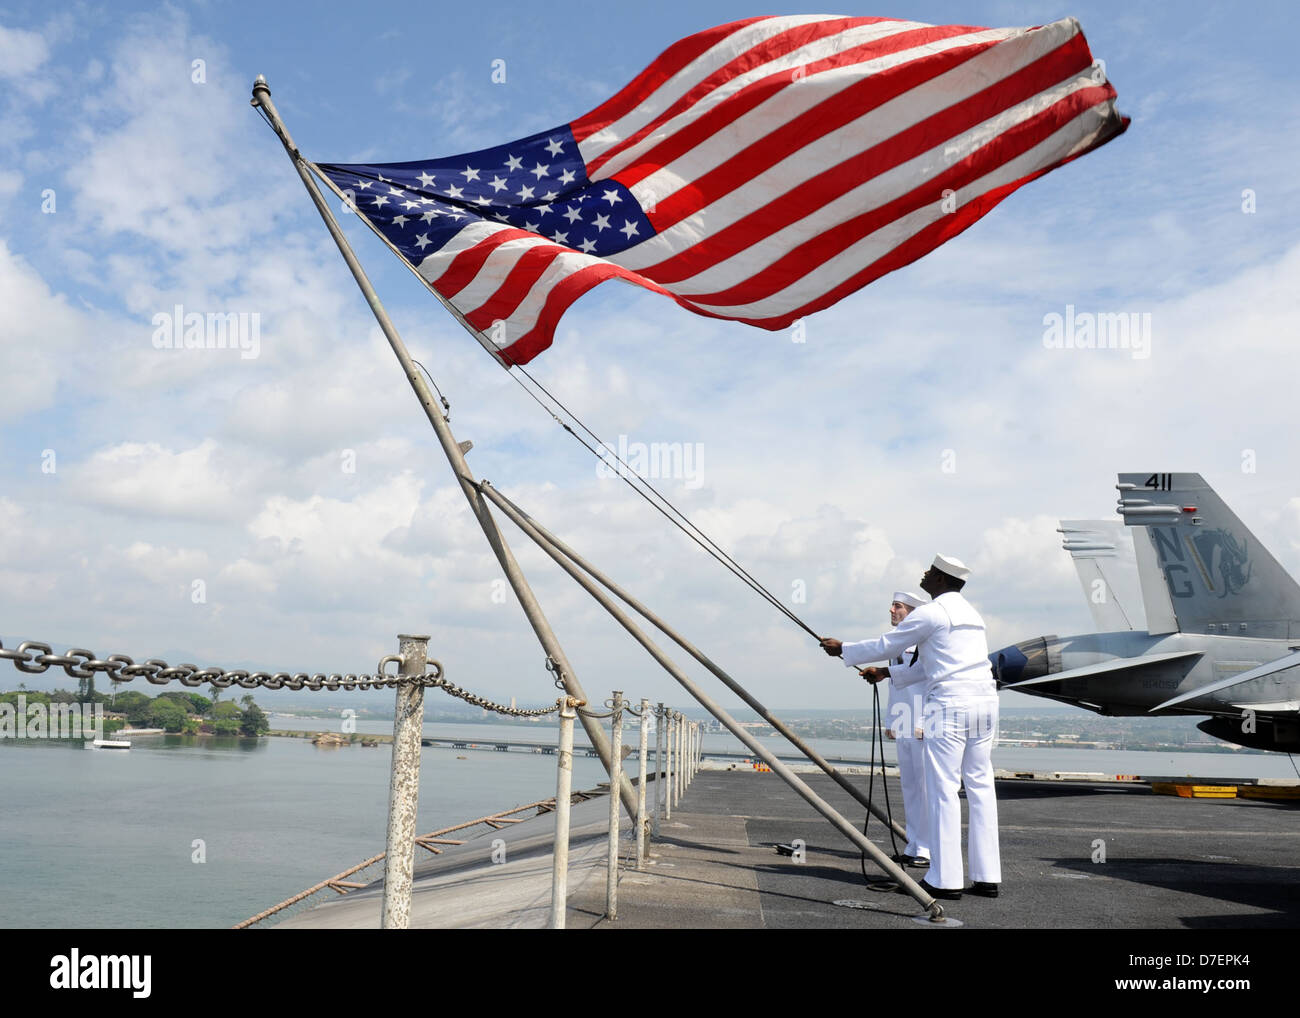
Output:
top-left (262, 726), bottom-right (1269, 757)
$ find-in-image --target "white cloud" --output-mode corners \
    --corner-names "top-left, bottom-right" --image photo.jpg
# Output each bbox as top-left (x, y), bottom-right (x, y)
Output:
top-left (0, 24), bottom-right (49, 77)
top-left (247, 472), bottom-right (426, 590)
top-left (66, 440), bottom-right (250, 521)
top-left (0, 239), bottom-right (86, 420)
top-left (974, 515), bottom-right (1076, 583)
top-left (217, 558), bottom-right (277, 596)
top-left (67, 11), bottom-right (298, 263)
top-left (119, 540), bottom-right (210, 580)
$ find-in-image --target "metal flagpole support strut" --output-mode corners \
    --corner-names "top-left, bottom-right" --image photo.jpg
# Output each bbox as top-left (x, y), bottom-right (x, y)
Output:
top-left (472, 481), bottom-right (909, 842)
top-left (249, 77), bottom-right (638, 823)
top-left (380, 634), bottom-right (429, 930)
top-left (474, 479), bottom-right (944, 917)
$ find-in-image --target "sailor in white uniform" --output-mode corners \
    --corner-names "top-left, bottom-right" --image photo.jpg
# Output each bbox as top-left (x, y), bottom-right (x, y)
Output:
top-left (854, 590), bottom-right (930, 867)
top-left (820, 555), bottom-right (1001, 901)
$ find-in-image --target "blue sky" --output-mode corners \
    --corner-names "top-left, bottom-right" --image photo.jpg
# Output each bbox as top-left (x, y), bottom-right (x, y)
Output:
top-left (2, 1), bottom-right (1299, 716)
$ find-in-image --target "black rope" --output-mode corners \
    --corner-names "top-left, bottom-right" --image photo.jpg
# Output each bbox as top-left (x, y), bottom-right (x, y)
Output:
top-left (475, 421), bottom-right (800, 637)
top-left (411, 358), bottom-right (450, 420)
top-left (860, 677), bottom-right (902, 889)
top-left (505, 363), bottom-right (822, 640)
top-left (506, 365), bottom-right (810, 634)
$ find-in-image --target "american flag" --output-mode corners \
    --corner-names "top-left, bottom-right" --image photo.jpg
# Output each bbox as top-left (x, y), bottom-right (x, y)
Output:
top-left (319, 15), bottom-right (1127, 366)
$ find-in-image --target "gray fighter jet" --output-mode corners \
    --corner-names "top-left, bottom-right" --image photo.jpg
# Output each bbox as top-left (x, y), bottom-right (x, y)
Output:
top-left (991, 473), bottom-right (1300, 752)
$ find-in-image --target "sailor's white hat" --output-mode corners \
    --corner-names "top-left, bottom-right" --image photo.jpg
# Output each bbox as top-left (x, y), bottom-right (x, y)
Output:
top-left (891, 590), bottom-right (927, 608)
top-left (931, 554), bottom-right (971, 581)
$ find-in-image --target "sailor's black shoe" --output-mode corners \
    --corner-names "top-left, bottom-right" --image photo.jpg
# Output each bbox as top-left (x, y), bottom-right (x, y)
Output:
top-left (891, 853), bottom-right (930, 868)
top-left (969, 881), bottom-right (1000, 898)
top-left (918, 879), bottom-right (962, 901)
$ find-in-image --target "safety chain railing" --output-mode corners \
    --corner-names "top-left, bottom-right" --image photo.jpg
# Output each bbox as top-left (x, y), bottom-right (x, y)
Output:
top-left (549, 690), bottom-right (703, 927)
top-left (0, 637), bottom-right (559, 718)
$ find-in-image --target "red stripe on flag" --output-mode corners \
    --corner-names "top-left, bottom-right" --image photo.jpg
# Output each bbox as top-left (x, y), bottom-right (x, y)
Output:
top-left (725, 87), bottom-right (1127, 328)
top-left (431, 228), bottom-right (537, 298)
top-left (569, 17), bottom-right (771, 144)
top-left (498, 262), bottom-right (676, 365)
top-left (464, 244), bottom-right (566, 332)
top-left (599, 91), bottom-right (1127, 338)
top-left (686, 81), bottom-right (1115, 311)
top-left (492, 89), bottom-right (1122, 363)
top-left (609, 24), bottom-right (993, 192)
top-left (584, 17), bottom-right (902, 179)
top-left (641, 31), bottom-right (1094, 288)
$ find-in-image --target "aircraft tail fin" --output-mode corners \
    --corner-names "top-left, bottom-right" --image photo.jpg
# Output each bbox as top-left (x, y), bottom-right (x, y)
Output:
top-left (1116, 472), bottom-right (1300, 639)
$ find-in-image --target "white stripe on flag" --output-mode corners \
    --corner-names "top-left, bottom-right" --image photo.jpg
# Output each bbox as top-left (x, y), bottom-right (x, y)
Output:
top-left (577, 14), bottom-right (844, 163)
top-left (585, 19), bottom-right (931, 182)
top-left (443, 233), bottom-right (559, 314)
top-left (469, 246), bottom-right (611, 346)
top-left (677, 97), bottom-right (1116, 321)
top-left (414, 220), bottom-right (510, 287)
top-left (613, 26), bottom-right (1027, 273)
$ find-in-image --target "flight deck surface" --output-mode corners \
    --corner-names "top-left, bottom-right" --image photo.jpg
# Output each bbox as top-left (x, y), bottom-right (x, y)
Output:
top-left (276, 768), bottom-right (1300, 930)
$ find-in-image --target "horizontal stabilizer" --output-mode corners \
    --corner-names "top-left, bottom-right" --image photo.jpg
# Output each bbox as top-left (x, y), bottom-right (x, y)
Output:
top-left (1005, 650), bottom-right (1202, 689)
top-left (1228, 700), bottom-right (1300, 713)
top-left (1153, 649), bottom-right (1300, 711)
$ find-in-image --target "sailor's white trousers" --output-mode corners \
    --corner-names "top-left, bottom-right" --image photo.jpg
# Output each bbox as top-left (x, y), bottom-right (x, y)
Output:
top-left (923, 695), bottom-right (1001, 890)
top-left (895, 732), bottom-right (930, 860)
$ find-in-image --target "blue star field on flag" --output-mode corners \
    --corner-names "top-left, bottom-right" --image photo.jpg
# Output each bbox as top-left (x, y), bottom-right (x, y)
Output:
top-left (319, 126), bottom-right (653, 263)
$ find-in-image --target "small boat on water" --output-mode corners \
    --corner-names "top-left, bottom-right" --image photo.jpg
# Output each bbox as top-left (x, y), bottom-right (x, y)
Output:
top-left (88, 739), bottom-right (131, 750)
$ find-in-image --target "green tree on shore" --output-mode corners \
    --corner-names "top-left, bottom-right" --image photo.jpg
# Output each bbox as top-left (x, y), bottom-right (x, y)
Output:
top-left (240, 694), bottom-right (269, 737)
top-left (147, 698), bottom-right (187, 733)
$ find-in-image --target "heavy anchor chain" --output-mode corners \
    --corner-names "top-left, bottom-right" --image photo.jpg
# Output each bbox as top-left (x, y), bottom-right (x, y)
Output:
top-left (0, 638), bottom-right (560, 718)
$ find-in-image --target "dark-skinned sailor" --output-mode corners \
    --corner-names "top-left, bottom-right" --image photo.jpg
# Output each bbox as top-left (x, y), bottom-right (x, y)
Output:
top-left (821, 555), bottom-right (1001, 901)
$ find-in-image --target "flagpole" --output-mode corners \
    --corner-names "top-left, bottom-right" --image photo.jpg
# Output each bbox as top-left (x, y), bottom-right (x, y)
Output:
top-left (250, 76), bottom-right (638, 819)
